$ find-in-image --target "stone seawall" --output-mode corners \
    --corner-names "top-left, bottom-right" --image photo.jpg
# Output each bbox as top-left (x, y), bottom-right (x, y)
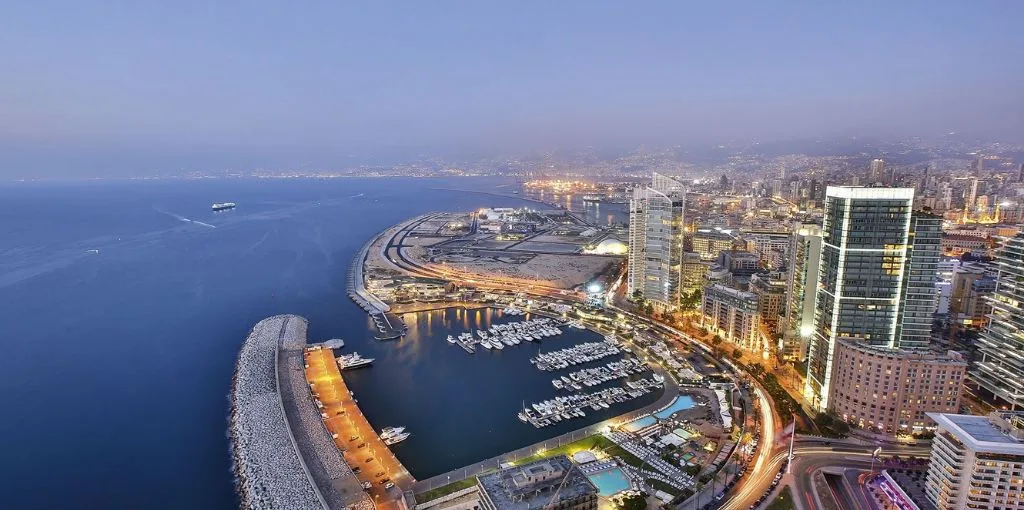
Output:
top-left (229, 315), bottom-right (325, 510)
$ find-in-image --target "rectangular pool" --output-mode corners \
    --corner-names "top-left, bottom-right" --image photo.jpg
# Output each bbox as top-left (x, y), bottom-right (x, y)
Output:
top-left (587, 468), bottom-right (631, 496)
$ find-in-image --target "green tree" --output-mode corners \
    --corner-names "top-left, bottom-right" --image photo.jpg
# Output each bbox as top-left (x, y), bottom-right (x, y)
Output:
top-left (732, 348), bottom-right (743, 359)
top-left (619, 493), bottom-right (646, 510)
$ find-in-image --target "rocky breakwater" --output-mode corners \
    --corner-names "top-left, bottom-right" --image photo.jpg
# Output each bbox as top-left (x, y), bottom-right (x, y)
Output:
top-left (229, 315), bottom-right (325, 509)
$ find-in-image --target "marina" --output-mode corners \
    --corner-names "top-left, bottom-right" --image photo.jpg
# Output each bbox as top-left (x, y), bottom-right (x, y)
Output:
top-left (519, 374), bottom-right (665, 428)
top-left (446, 316), bottom-right (565, 354)
top-left (342, 306), bottom-right (664, 479)
top-left (530, 340), bottom-right (622, 371)
top-left (552, 357), bottom-right (648, 390)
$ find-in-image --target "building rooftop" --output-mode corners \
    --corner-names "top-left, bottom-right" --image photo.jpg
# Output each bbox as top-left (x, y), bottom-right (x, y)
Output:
top-left (928, 412), bottom-right (1024, 455)
top-left (477, 456), bottom-right (597, 510)
top-left (825, 186), bottom-right (915, 200)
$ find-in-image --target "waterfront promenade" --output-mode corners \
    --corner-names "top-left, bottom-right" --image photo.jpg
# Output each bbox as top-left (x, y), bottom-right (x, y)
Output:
top-left (411, 366), bottom-right (679, 495)
top-left (306, 347), bottom-right (415, 510)
top-left (280, 320), bottom-right (372, 510)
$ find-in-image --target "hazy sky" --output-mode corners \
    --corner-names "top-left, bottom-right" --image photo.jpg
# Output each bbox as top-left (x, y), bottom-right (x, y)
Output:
top-left (2, 2), bottom-right (1024, 176)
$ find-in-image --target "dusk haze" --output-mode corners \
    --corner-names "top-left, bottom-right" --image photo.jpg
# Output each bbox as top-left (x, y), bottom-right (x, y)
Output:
top-left (1, 3), bottom-right (1023, 510)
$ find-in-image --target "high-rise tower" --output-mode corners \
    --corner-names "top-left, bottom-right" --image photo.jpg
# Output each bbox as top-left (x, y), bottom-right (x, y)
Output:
top-left (805, 187), bottom-right (918, 411)
top-left (972, 234), bottom-right (1024, 410)
top-left (895, 211), bottom-right (942, 348)
top-left (869, 159), bottom-right (885, 183)
top-left (627, 173), bottom-right (686, 311)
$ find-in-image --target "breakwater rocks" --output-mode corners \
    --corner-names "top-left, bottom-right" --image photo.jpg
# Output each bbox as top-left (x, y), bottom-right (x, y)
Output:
top-left (230, 315), bottom-right (373, 510)
top-left (230, 315), bottom-right (324, 509)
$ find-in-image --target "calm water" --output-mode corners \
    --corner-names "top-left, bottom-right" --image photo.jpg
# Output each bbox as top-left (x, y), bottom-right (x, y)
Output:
top-left (0, 178), bottom-right (653, 509)
top-left (348, 308), bottom-right (659, 478)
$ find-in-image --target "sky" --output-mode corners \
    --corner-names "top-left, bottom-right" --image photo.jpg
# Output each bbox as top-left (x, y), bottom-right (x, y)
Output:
top-left (2, 1), bottom-right (1024, 176)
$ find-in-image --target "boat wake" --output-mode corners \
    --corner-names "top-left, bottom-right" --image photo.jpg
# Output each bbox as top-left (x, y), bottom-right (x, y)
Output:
top-left (348, 192), bottom-right (365, 199)
top-left (154, 207), bottom-right (217, 229)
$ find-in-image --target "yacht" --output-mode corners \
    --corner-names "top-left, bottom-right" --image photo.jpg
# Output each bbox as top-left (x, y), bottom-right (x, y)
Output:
top-left (481, 340), bottom-right (493, 349)
top-left (337, 353), bottom-right (374, 370)
top-left (380, 426), bottom-right (405, 439)
top-left (447, 335), bottom-right (456, 344)
top-left (384, 432), bottom-right (410, 445)
top-left (492, 339), bottom-right (504, 350)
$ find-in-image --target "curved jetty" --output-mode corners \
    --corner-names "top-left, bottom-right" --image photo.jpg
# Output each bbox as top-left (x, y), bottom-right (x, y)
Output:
top-left (229, 315), bottom-right (372, 510)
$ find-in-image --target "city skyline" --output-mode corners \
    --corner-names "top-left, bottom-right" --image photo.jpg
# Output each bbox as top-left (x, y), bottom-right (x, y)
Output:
top-left (3, 2), bottom-right (1024, 178)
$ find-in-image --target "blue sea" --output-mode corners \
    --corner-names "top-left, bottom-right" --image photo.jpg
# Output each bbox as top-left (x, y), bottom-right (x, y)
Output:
top-left (0, 177), bottom-right (647, 509)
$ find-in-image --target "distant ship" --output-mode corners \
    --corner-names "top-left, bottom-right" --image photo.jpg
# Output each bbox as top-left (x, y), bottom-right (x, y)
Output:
top-left (211, 202), bottom-right (236, 211)
top-left (582, 195), bottom-right (603, 203)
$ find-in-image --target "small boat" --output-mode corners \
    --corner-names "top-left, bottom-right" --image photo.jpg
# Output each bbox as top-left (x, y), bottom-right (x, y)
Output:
top-left (380, 426), bottom-right (406, 439)
top-left (447, 335), bottom-right (456, 344)
top-left (384, 432), bottom-right (410, 445)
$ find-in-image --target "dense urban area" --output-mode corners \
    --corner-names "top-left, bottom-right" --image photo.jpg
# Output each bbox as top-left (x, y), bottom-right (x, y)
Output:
top-left (232, 141), bottom-right (1024, 510)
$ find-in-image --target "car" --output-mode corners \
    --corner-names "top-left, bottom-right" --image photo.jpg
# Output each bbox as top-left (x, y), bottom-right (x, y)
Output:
top-left (375, 471), bottom-right (385, 477)
top-left (384, 482), bottom-right (395, 490)
top-left (350, 435), bottom-right (359, 441)
top-left (714, 493), bottom-right (724, 501)
top-left (365, 457), bottom-right (374, 463)
top-left (352, 467), bottom-right (361, 474)
top-left (357, 442), bottom-right (367, 448)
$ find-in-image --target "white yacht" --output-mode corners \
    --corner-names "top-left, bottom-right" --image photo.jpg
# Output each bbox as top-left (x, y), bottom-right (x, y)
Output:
top-left (384, 432), bottom-right (410, 445)
top-left (337, 353), bottom-right (374, 370)
top-left (380, 426), bottom-right (406, 439)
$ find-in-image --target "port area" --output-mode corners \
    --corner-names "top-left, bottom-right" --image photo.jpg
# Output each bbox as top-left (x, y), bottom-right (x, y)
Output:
top-left (305, 346), bottom-right (415, 510)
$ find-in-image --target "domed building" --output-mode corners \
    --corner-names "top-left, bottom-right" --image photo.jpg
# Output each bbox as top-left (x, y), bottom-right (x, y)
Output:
top-left (586, 238), bottom-right (628, 255)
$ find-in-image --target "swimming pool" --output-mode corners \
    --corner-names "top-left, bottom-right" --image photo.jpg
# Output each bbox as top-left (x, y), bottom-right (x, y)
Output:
top-left (623, 415), bottom-right (657, 432)
top-left (654, 395), bottom-right (695, 419)
top-left (587, 468), bottom-right (631, 496)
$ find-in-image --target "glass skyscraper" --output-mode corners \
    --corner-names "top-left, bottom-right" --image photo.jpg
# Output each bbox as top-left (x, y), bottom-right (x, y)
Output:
top-left (805, 187), bottom-right (921, 411)
top-left (972, 233), bottom-right (1024, 410)
top-left (627, 173), bottom-right (686, 311)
